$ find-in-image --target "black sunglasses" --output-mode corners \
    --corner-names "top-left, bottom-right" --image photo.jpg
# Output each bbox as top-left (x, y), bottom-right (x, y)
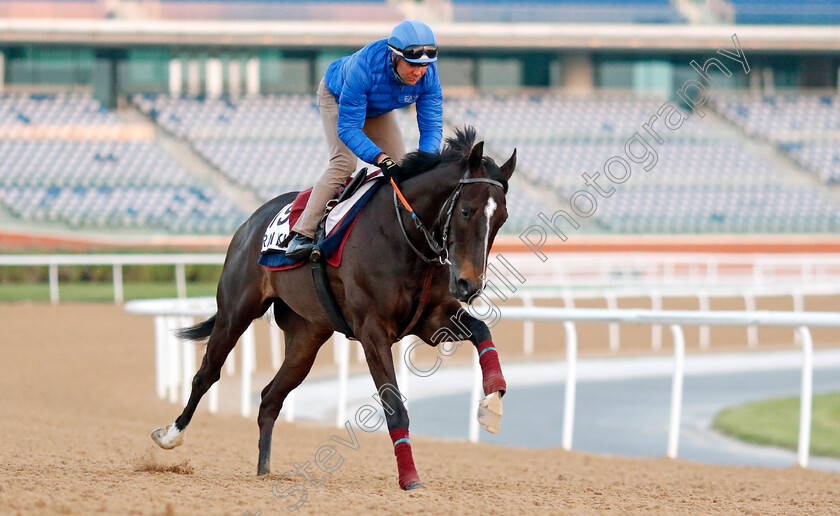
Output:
top-left (391, 44), bottom-right (438, 61)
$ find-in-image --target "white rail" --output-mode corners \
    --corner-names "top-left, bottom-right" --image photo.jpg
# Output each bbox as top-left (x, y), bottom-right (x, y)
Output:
top-left (125, 297), bottom-right (839, 469)
top-left (499, 306), bottom-right (840, 327)
top-left (494, 306), bottom-right (839, 468)
top-left (506, 284), bottom-right (840, 354)
top-left (501, 252), bottom-right (840, 289)
top-left (5, 252), bottom-right (840, 305)
top-left (0, 254), bottom-right (225, 304)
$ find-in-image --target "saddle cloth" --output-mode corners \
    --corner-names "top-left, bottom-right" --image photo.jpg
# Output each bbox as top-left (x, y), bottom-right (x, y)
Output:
top-left (258, 171), bottom-right (384, 271)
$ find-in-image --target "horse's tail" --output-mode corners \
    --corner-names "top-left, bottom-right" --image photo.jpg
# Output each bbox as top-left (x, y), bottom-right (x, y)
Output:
top-left (175, 314), bottom-right (217, 341)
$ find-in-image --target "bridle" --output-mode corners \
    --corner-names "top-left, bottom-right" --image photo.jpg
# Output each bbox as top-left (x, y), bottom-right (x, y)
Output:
top-left (392, 175), bottom-right (505, 266)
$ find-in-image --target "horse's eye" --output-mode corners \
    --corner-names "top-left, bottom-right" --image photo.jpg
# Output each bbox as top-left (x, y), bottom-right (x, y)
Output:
top-left (461, 208), bottom-right (470, 219)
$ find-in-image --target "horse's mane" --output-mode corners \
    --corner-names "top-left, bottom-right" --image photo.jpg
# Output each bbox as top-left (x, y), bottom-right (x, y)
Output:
top-left (399, 126), bottom-right (508, 191)
top-left (400, 126), bottom-right (475, 175)
top-left (440, 126), bottom-right (478, 162)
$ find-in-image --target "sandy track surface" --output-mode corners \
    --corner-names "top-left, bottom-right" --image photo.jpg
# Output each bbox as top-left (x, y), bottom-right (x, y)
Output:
top-left (1, 303), bottom-right (839, 515)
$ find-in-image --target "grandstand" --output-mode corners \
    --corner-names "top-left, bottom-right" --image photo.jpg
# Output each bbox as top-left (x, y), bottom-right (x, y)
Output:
top-left (712, 95), bottom-right (840, 142)
top-left (451, 0), bottom-right (686, 23)
top-left (448, 92), bottom-right (840, 233)
top-left (727, 0), bottom-right (840, 25)
top-left (3, 89), bottom-right (836, 236)
top-left (783, 143), bottom-right (840, 184)
top-left (128, 92), bottom-right (555, 232)
top-left (0, 92), bottom-right (248, 234)
top-left (712, 94), bottom-right (840, 186)
top-left (0, 1), bottom-right (839, 240)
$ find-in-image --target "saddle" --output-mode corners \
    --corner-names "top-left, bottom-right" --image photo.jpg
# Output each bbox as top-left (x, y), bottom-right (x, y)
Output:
top-left (308, 167), bottom-right (370, 248)
top-left (258, 168), bottom-right (384, 339)
top-left (335, 167), bottom-right (369, 207)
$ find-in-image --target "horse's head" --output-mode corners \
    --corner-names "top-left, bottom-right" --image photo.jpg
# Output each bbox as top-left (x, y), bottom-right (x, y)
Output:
top-left (444, 141), bottom-right (516, 302)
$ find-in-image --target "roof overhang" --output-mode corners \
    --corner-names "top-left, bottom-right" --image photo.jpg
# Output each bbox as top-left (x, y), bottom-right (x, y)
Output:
top-left (0, 19), bottom-right (837, 52)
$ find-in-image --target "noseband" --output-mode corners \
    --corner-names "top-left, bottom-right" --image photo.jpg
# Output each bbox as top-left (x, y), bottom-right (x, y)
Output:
top-left (393, 176), bottom-right (505, 266)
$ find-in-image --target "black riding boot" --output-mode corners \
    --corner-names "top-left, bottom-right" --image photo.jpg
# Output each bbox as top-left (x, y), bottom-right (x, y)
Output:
top-left (285, 232), bottom-right (316, 260)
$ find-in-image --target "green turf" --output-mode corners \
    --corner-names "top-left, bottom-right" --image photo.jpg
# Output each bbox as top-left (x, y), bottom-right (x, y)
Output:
top-left (713, 393), bottom-right (840, 458)
top-left (0, 281), bottom-right (218, 302)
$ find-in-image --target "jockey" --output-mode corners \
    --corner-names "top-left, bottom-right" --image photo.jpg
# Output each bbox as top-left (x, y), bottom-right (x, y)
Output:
top-left (285, 19), bottom-right (443, 260)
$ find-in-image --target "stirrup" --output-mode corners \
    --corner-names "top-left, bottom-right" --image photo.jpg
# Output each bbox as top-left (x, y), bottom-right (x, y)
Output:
top-left (285, 233), bottom-right (315, 260)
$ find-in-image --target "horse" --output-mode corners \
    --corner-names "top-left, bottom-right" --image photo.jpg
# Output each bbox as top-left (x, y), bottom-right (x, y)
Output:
top-left (150, 127), bottom-right (516, 491)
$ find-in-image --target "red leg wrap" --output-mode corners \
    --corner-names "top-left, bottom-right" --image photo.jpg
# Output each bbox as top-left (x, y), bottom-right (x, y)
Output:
top-left (389, 429), bottom-right (421, 490)
top-left (476, 340), bottom-right (506, 396)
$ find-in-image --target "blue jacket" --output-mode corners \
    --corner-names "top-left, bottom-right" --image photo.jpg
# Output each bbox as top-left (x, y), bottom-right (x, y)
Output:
top-left (324, 39), bottom-right (443, 165)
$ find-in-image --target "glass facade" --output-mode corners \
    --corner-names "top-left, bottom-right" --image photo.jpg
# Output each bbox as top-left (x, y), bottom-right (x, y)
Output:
top-left (596, 58), bottom-right (633, 89)
top-left (477, 57), bottom-right (522, 91)
top-left (0, 44), bottom-right (834, 96)
top-left (5, 46), bottom-right (94, 85)
top-left (632, 60), bottom-right (674, 95)
top-left (121, 48), bottom-right (170, 94)
top-left (437, 56), bottom-right (474, 88)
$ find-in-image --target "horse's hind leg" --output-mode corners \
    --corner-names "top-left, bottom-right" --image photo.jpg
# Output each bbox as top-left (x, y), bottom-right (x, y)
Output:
top-left (356, 323), bottom-right (424, 491)
top-left (256, 317), bottom-right (331, 475)
top-left (151, 291), bottom-right (269, 450)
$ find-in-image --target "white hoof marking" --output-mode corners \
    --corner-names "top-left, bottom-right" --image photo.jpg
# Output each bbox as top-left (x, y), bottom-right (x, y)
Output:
top-left (151, 423), bottom-right (184, 450)
top-left (477, 392), bottom-right (503, 434)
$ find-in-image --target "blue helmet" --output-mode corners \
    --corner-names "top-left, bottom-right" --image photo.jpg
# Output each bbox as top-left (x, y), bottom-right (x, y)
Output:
top-left (387, 20), bottom-right (438, 64)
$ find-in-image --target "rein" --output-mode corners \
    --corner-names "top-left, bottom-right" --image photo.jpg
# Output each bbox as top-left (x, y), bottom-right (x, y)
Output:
top-left (391, 176), bottom-right (505, 266)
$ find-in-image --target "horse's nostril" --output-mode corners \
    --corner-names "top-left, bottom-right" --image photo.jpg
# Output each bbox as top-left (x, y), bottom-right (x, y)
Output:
top-left (456, 279), bottom-right (470, 297)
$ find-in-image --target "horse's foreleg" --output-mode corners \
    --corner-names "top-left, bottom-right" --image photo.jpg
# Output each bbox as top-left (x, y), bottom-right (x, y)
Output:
top-left (415, 302), bottom-right (506, 434)
top-left (361, 334), bottom-right (424, 491)
top-left (256, 323), bottom-right (330, 476)
top-left (151, 297), bottom-right (266, 450)
top-left (462, 314), bottom-right (506, 434)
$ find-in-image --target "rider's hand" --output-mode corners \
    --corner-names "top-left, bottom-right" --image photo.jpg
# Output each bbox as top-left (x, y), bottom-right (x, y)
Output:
top-left (378, 155), bottom-right (406, 183)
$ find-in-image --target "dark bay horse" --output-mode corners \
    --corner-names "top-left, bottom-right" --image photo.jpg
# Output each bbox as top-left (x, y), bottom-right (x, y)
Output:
top-left (151, 127), bottom-right (516, 491)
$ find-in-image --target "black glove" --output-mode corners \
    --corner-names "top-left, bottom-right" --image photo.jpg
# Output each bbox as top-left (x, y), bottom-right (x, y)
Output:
top-left (378, 156), bottom-right (406, 182)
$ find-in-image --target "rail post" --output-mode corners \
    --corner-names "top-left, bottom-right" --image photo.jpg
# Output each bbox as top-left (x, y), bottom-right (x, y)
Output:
top-left (175, 263), bottom-right (187, 299)
top-left (113, 263), bottom-right (124, 304)
top-left (797, 326), bottom-right (814, 468)
top-left (667, 324), bottom-right (685, 459)
top-left (743, 291), bottom-right (758, 348)
top-left (650, 290), bottom-right (663, 351)
top-left (522, 293), bottom-right (535, 356)
top-left (240, 324), bottom-right (255, 417)
top-left (49, 263), bottom-right (59, 305)
top-left (606, 293), bottom-right (619, 352)
top-left (698, 291), bottom-right (710, 350)
top-left (562, 321), bottom-right (578, 451)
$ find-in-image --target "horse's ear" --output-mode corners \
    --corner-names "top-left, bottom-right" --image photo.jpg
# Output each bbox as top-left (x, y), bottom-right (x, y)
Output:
top-left (468, 141), bottom-right (485, 176)
top-left (500, 148), bottom-right (516, 181)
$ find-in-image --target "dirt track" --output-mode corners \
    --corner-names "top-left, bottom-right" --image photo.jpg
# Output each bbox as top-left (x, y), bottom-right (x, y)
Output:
top-left (1, 303), bottom-right (839, 515)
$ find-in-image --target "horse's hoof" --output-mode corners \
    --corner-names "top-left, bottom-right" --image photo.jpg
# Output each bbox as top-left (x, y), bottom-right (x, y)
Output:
top-left (257, 467), bottom-right (270, 476)
top-left (151, 424), bottom-right (184, 450)
top-left (477, 391), bottom-right (503, 434)
top-left (405, 481), bottom-right (426, 491)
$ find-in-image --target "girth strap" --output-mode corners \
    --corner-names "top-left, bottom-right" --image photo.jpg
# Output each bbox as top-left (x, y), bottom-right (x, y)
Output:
top-left (309, 246), bottom-right (355, 339)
